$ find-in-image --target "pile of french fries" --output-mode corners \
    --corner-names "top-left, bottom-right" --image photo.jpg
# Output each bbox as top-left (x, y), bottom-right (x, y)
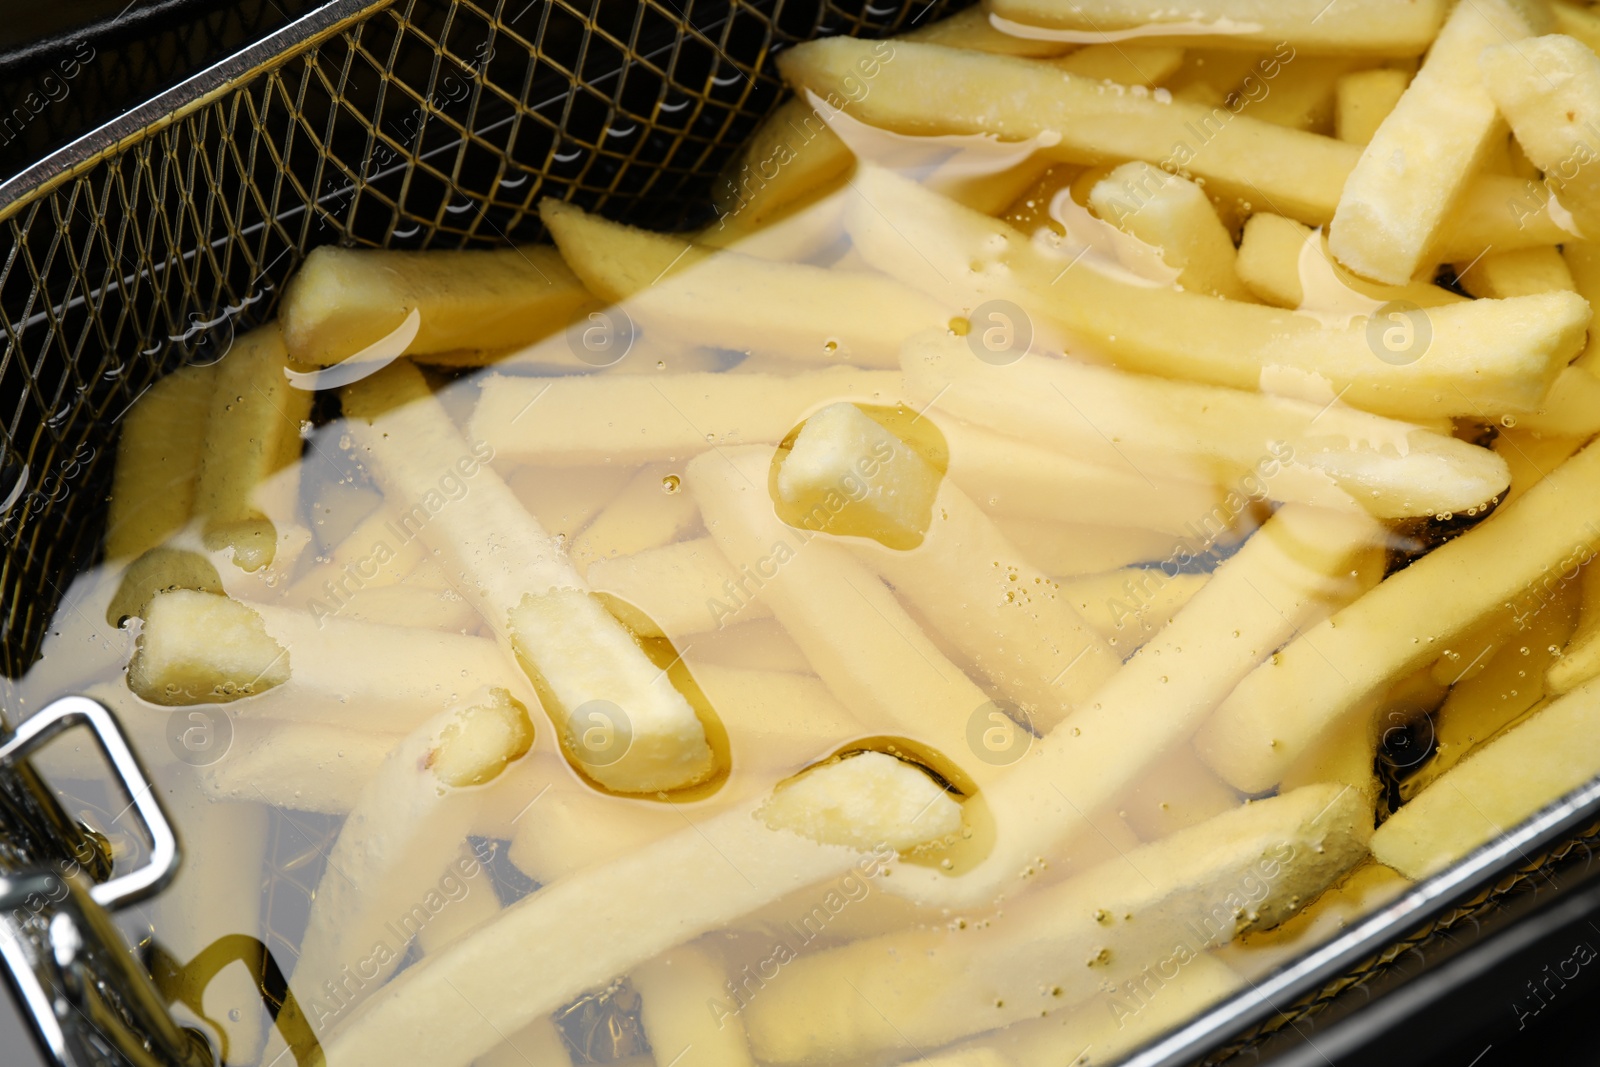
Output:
top-left (44, 0), bottom-right (1600, 1063)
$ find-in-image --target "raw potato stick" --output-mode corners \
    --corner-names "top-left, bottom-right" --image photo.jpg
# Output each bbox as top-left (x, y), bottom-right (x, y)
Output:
top-left (1550, 562), bottom-right (1600, 695)
top-left (1087, 162), bottom-right (1253, 300)
top-left (197, 718), bottom-right (402, 813)
top-left (342, 362), bottom-right (714, 793)
top-left (878, 504), bottom-right (1380, 911)
top-left (1482, 34), bottom-right (1600, 241)
top-left (278, 245), bottom-right (593, 365)
top-left (315, 753), bottom-right (960, 1067)
top-left (291, 688), bottom-right (532, 1027)
top-left (899, 330), bottom-right (1511, 523)
top-left (995, 519), bottom-right (1188, 577)
top-left (1052, 43), bottom-right (1186, 87)
top-left (779, 403), bottom-right (1120, 727)
top-left (285, 504), bottom-right (432, 606)
top-left (1198, 438), bottom-right (1600, 794)
top-left (942, 418), bottom-right (1229, 536)
top-left (469, 369), bottom-right (905, 466)
top-left (194, 324), bottom-right (313, 571)
top-left (776, 39), bottom-right (1569, 257)
top-left (986, 0), bottom-right (1445, 55)
top-left (1334, 68), bottom-right (1410, 145)
top-left (634, 945), bottom-right (758, 1067)
top-left (1234, 213), bottom-right (1466, 311)
top-left (540, 200), bottom-right (942, 368)
top-left (588, 537), bottom-right (774, 639)
top-left (106, 364), bottom-right (216, 559)
top-left (848, 167), bottom-right (1584, 422)
top-left (1058, 568), bottom-right (1211, 653)
top-left (1372, 675), bottom-right (1600, 879)
top-left (569, 463), bottom-right (701, 573)
top-left (741, 784), bottom-right (1369, 1063)
top-left (1329, 0), bottom-right (1545, 284)
top-left (155, 781), bottom-right (270, 1065)
top-left (1454, 246), bottom-right (1576, 299)
top-left (688, 446), bottom-right (1003, 783)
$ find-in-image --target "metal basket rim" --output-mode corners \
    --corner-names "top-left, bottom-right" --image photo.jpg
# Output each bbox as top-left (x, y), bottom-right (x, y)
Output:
top-left (0, 0), bottom-right (393, 224)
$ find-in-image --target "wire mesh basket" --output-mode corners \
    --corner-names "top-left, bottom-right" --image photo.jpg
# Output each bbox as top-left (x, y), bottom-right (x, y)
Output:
top-left (7, 2), bottom-right (1600, 1064)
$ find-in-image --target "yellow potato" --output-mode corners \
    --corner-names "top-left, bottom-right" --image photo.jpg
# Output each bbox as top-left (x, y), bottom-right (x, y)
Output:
top-left (1234, 213), bottom-right (1465, 310)
top-left (1329, 0), bottom-right (1546, 284)
top-left (106, 364), bottom-right (215, 559)
top-left (1453, 246), bottom-right (1576, 299)
top-left (1334, 68), bottom-right (1410, 145)
top-left (279, 245), bottom-right (593, 365)
top-left (1087, 161), bottom-right (1252, 299)
top-left (1245, 56), bottom-right (1360, 134)
top-left (1547, 560), bottom-right (1600, 695)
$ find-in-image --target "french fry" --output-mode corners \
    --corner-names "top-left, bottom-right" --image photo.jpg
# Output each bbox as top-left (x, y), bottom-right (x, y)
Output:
top-left (1372, 675), bottom-right (1600, 879)
top-left (1197, 438), bottom-right (1600, 795)
top-left (292, 688), bottom-right (533, 1024)
top-left (848, 167), bottom-right (1581, 422)
top-left (1248, 56), bottom-right (1358, 134)
top-left (1219, 862), bottom-right (1408, 976)
top-left (1493, 426), bottom-right (1587, 507)
top-left (684, 617), bottom-right (812, 675)
top-left (193, 324), bottom-right (312, 571)
top-left (1334, 68), bottom-right (1410, 145)
top-left (878, 504), bottom-right (1381, 911)
top-left (1547, 561), bottom-right (1600, 694)
top-left (284, 504), bottom-right (431, 607)
top-left (1117, 742), bottom-right (1239, 842)
top-left (688, 446), bottom-right (999, 781)
top-left (634, 945), bottom-right (756, 1067)
top-left (198, 717), bottom-right (400, 812)
top-left (985, 0), bottom-right (1445, 56)
top-left (475, 1017), bottom-right (573, 1067)
top-left (342, 363), bottom-right (715, 793)
top-left (306, 478), bottom-right (383, 555)
top-left (942, 418), bottom-right (1228, 537)
top-left (1277, 697), bottom-right (1379, 801)
top-left (777, 39), bottom-right (1569, 256)
top-left (1054, 44), bottom-right (1186, 88)
top-left (899, 329), bottom-right (1512, 522)
top-left (278, 245), bottom-right (592, 365)
top-left (414, 842), bottom-right (504, 957)
top-left (127, 590), bottom-right (291, 705)
top-left (1553, 1), bottom-right (1600, 56)
top-left (588, 537), bottom-right (773, 639)
top-left (1400, 574), bottom-right (1581, 802)
top-left (570, 464), bottom-right (700, 573)
top-left (1454, 246), bottom-right (1576, 299)
top-left (106, 364), bottom-right (215, 559)
top-left (960, 954), bottom-right (1242, 1067)
top-left (506, 464), bottom-right (631, 542)
top-left (469, 369), bottom-right (904, 466)
top-left (978, 518), bottom-right (1184, 578)
top-left (693, 664), bottom-right (864, 770)
top-left (1086, 162), bottom-right (1253, 300)
top-left (1329, 0), bottom-right (1546, 284)
top-left (316, 753), bottom-right (960, 1067)
top-left (1234, 213), bottom-right (1466, 310)
top-left (1482, 34), bottom-right (1600, 241)
top-left (741, 783), bottom-right (1369, 1063)
top-left (1058, 567), bottom-right (1211, 654)
top-left (539, 200), bottom-right (942, 368)
top-left (154, 781), bottom-right (270, 1065)
top-left (1164, 49), bottom-right (1267, 107)
top-left (1501, 364), bottom-right (1600, 439)
top-left (707, 99), bottom-right (854, 240)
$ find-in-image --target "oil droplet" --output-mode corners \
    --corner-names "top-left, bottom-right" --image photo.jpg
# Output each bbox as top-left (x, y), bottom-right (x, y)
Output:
top-left (1501, 414), bottom-right (1518, 428)
top-left (662, 474), bottom-right (682, 494)
top-left (949, 316), bottom-right (971, 336)
top-left (823, 339), bottom-right (839, 355)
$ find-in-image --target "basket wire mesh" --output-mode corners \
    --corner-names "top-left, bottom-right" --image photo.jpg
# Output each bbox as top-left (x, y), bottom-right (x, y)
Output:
top-left (4, 2), bottom-right (1600, 1064)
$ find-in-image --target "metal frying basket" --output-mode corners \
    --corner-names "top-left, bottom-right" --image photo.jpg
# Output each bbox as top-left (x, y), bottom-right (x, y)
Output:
top-left (6, 2), bottom-right (1600, 1064)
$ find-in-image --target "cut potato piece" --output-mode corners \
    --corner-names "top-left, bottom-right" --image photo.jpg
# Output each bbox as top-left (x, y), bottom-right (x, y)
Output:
top-left (292, 688), bottom-right (532, 1027)
top-left (106, 364), bottom-right (215, 559)
top-left (317, 754), bottom-right (958, 1067)
top-left (540, 200), bottom-right (941, 367)
top-left (1548, 561), bottom-right (1600, 695)
top-left (880, 504), bottom-right (1381, 911)
top-left (1246, 55), bottom-right (1358, 134)
top-left (279, 245), bottom-right (592, 365)
top-left (469, 369), bottom-right (904, 466)
top-left (849, 167), bottom-right (1581, 422)
top-left (899, 329), bottom-right (1511, 522)
top-left (1198, 438), bottom-right (1600, 794)
top-left (1493, 427), bottom-right (1587, 507)
top-left (128, 590), bottom-right (289, 705)
top-left (785, 412), bottom-right (1120, 727)
top-left (1053, 43), bottom-right (1185, 87)
top-left (1454, 246), bottom-right (1576, 299)
top-left (509, 588), bottom-right (715, 791)
top-left (1059, 567), bottom-right (1211, 653)
top-left (994, 519), bottom-right (1186, 578)
top-left (588, 537), bottom-right (772, 639)
top-left (1482, 34), bottom-right (1600, 241)
top-left (760, 751), bottom-right (961, 851)
top-left (1117, 742), bottom-right (1240, 843)
top-left (1372, 675), bottom-right (1600, 879)
top-left (198, 717), bottom-right (400, 813)
top-left (776, 39), bottom-right (1568, 255)
top-left (1219, 862), bottom-right (1409, 975)
top-left (570, 463), bottom-right (700, 572)
top-left (342, 363), bottom-right (713, 792)
top-left (942, 418), bottom-right (1227, 536)
top-left (1087, 161), bottom-right (1251, 300)
top-left (1235, 213), bottom-right (1465, 311)
top-left (1335, 68), bottom-right (1410, 145)
top-left (1400, 575), bottom-right (1581, 802)
top-left (742, 783), bottom-right (1369, 1063)
top-left (107, 547), bottom-right (223, 626)
top-left (986, 0), bottom-right (1444, 55)
top-left (634, 945), bottom-right (756, 1067)
top-left (688, 446), bottom-right (998, 782)
top-left (506, 464), bottom-right (631, 542)
top-left (194, 324), bottom-right (311, 571)
top-left (708, 98), bottom-right (853, 238)
top-left (284, 503), bottom-right (432, 607)
top-left (1329, 0), bottom-right (1544, 284)
top-left (1516, 363), bottom-right (1600, 437)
